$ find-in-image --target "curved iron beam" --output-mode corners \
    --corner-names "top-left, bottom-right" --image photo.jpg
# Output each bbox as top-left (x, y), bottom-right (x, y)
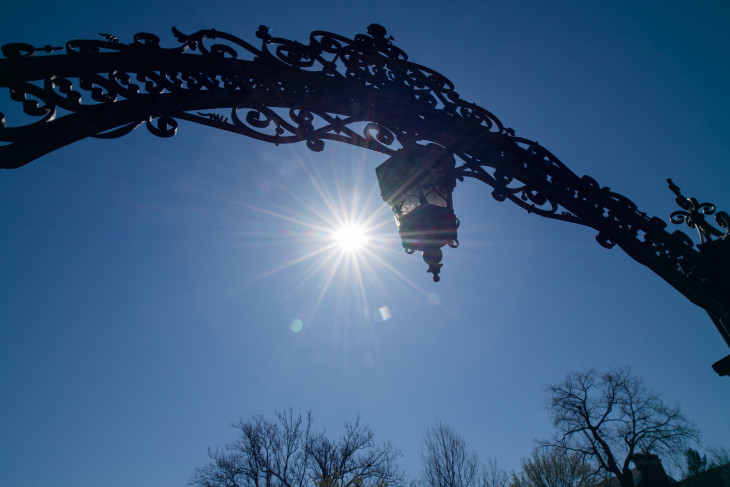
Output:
top-left (1, 25), bottom-right (729, 374)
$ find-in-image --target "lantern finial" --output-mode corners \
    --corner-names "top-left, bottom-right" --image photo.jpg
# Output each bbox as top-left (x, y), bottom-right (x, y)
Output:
top-left (423, 248), bottom-right (444, 282)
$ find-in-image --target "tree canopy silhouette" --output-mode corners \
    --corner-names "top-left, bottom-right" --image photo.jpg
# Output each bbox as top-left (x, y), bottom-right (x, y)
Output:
top-left (418, 420), bottom-right (481, 487)
top-left (190, 409), bottom-right (404, 487)
top-left (510, 447), bottom-right (594, 487)
top-left (542, 367), bottom-right (698, 487)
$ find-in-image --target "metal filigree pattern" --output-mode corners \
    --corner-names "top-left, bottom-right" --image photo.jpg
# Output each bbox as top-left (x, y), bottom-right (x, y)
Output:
top-left (667, 178), bottom-right (729, 244)
top-left (0, 25), bottom-right (514, 168)
top-left (1, 25), bottom-right (729, 367)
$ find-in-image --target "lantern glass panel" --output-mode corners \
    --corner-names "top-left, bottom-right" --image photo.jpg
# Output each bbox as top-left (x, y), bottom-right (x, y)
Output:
top-left (424, 186), bottom-right (448, 208)
top-left (401, 194), bottom-right (422, 216)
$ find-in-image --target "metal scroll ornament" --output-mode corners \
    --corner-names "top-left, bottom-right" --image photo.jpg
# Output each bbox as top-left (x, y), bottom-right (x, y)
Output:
top-left (667, 179), bottom-right (730, 320)
top-left (1, 24), bottom-right (730, 374)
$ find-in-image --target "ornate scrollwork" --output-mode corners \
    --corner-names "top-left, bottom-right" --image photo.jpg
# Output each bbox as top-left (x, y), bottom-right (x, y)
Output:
top-left (0, 25), bottom-right (712, 269)
top-left (1, 24), bottom-right (729, 357)
top-left (667, 178), bottom-right (729, 244)
top-left (0, 24), bottom-right (514, 169)
top-left (0, 25), bottom-right (714, 264)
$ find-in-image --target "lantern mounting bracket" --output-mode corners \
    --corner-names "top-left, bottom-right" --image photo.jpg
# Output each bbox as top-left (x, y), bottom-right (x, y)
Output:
top-left (1, 25), bottom-right (729, 375)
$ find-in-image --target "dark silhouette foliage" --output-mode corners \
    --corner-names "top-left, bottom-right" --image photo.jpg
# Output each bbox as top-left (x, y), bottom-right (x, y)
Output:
top-left (510, 448), bottom-right (594, 487)
top-left (683, 448), bottom-right (708, 479)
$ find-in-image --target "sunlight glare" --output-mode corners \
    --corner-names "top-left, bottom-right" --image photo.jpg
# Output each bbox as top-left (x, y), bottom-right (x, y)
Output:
top-left (331, 223), bottom-right (369, 252)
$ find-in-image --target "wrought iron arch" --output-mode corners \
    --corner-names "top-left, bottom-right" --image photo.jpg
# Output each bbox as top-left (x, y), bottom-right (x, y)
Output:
top-left (1, 25), bottom-right (729, 374)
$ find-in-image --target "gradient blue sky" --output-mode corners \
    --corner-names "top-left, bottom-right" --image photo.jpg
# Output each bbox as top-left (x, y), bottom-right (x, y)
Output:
top-left (1, 2), bottom-right (729, 486)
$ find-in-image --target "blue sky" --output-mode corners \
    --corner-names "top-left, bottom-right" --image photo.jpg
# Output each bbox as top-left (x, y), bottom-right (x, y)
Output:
top-left (1, 1), bottom-right (729, 486)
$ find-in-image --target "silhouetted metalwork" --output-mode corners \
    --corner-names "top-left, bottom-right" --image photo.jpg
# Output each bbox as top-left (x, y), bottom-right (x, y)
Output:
top-left (376, 145), bottom-right (459, 282)
top-left (1, 25), bottom-right (728, 374)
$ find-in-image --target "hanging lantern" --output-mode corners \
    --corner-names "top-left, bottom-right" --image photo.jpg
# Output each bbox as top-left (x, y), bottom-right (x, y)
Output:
top-left (376, 144), bottom-right (460, 281)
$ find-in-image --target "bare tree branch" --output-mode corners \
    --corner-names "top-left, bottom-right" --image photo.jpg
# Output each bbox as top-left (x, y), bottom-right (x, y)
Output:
top-left (418, 421), bottom-right (481, 487)
top-left (540, 367), bottom-right (699, 487)
top-left (190, 410), bottom-right (404, 487)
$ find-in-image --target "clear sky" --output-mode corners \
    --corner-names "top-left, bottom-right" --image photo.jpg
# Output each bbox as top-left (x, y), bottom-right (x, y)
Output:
top-left (1, 1), bottom-right (729, 486)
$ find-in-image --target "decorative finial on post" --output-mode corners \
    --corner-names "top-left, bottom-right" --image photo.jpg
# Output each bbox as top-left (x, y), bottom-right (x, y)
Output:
top-left (367, 24), bottom-right (387, 39)
top-left (255, 25), bottom-right (271, 43)
top-left (366, 24), bottom-right (394, 43)
top-left (667, 178), bottom-right (728, 244)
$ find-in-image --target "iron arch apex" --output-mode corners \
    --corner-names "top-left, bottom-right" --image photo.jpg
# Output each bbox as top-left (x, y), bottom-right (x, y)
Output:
top-left (1, 24), bottom-right (728, 375)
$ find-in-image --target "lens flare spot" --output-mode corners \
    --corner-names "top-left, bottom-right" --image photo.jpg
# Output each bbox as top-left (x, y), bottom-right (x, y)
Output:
top-left (373, 306), bottom-right (392, 322)
top-left (427, 293), bottom-right (441, 306)
top-left (290, 319), bottom-right (303, 333)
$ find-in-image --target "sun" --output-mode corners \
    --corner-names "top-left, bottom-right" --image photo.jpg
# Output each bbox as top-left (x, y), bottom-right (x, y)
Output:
top-left (331, 223), bottom-right (369, 252)
top-left (223, 149), bottom-right (428, 301)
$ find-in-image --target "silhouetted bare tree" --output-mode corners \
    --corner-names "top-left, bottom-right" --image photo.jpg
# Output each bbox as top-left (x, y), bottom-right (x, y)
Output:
top-left (510, 448), bottom-right (594, 487)
top-left (418, 421), bottom-right (481, 487)
top-left (542, 367), bottom-right (698, 487)
top-left (482, 456), bottom-right (509, 487)
top-left (190, 409), bottom-right (404, 487)
top-left (708, 446), bottom-right (730, 467)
